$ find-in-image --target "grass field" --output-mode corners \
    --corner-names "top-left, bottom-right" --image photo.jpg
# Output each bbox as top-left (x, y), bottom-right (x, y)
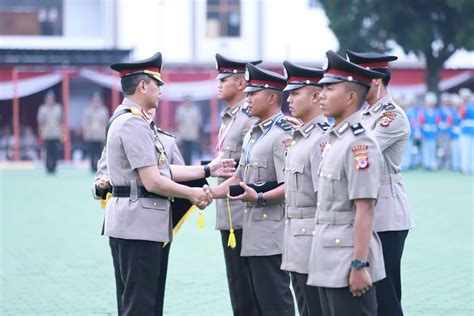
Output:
top-left (0, 167), bottom-right (473, 315)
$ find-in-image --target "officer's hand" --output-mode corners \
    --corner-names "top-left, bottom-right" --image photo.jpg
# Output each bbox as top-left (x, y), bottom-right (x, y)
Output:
top-left (227, 182), bottom-right (258, 202)
top-left (349, 268), bottom-right (373, 297)
top-left (209, 155), bottom-right (236, 178)
top-left (96, 175), bottom-right (110, 190)
top-left (284, 116), bottom-right (303, 129)
top-left (190, 187), bottom-right (213, 209)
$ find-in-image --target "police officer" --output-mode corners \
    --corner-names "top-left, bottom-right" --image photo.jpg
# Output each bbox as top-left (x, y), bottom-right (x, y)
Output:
top-left (281, 61), bottom-right (328, 316)
top-left (459, 88), bottom-right (474, 174)
top-left (212, 63), bottom-right (295, 315)
top-left (307, 50), bottom-right (386, 316)
top-left (36, 90), bottom-right (62, 173)
top-left (82, 92), bottom-right (109, 172)
top-left (214, 53), bottom-right (260, 316)
top-left (347, 50), bottom-right (416, 316)
top-left (103, 52), bottom-right (233, 315)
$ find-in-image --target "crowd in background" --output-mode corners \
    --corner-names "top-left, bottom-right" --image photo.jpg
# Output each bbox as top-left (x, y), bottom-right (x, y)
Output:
top-left (0, 87), bottom-right (473, 175)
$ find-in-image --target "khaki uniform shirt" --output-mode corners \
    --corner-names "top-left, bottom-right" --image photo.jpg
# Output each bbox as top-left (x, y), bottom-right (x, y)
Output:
top-left (175, 103), bottom-right (201, 141)
top-left (37, 103), bottom-right (62, 140)
top-left (83, 105), bottom-right (109, 142)
top-left (216, 99), bottom-right (258, 230)
top-left (234, 112), bottom-right (292, 257)
top-left (281, 114), bottom-right (329, 274)
top-left (92, 123), bottom-right (184, 199)
top-left (104, 98), bottom-right (172, 242)
top-left (360, 95), bottom-right (415, 232)
top-left (307, 111), bottom-right (386, 288)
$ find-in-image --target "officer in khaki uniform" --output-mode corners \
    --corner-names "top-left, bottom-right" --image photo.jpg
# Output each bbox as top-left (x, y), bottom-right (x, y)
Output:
top-left (103, 52), bottom-right (232, 315)
top-left (307, 50), bottom-right (386, 316)
top-left (214, 53), bottom-right (260, 316)
top-left (281, 61), bottom-right (328, 316)
top-left (347, 50), bottom-right (416, 316)
top-left (212, 63), bottom-right (295, 315)
top-left (36, 90), bottom-right (62, 174)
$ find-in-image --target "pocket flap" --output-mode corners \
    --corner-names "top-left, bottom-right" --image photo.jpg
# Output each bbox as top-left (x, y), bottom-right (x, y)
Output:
top-left (251, 206), bottom-right (283, 221)
top-left (140, 198), bottom-right (168, 211)
top-left (322, 232), bottom-right (354, 247)
top-left (319, 167), bottom-right (341, 180)
top-left (289, 162), bottom-right (304, 174)
top-left (223, 140), bottom-right (238, 152)
top-left (250, 157), bottom-right (267, 168)
top-left (291, 220), bottom-right (315, 236)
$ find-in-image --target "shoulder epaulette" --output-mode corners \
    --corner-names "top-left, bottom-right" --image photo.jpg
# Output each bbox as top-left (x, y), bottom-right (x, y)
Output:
top-left (242, 106), bottom-right (252, 117)
top-left (276, 117), bottom-right (292, 131)
top-left (316, 122), bottom-right (330, 131)
top-left (157, 128), bottom-right (176, 138)
top-left (350, 123), bottom-right (366, 136)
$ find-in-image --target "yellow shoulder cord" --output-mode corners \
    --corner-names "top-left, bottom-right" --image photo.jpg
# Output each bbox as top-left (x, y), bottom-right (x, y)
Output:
top-left (100, 192), bottom-right (112, 208)
top-left (197, 208), bottom-right (205, 229)
top-left (226, 197), bottom-right (236, 248)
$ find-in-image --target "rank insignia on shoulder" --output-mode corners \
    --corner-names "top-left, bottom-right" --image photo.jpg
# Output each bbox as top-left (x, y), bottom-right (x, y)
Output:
top-left (374, 102), bottom-right (395, 113)
top-left (378, 111), bottom-right (397, 128)
top-left (242, 105), bottom-right (252, 117)
top-left (130, 106), bottom-right (142, 116)
top-left (276, 117), bottom-right (292, 131)
top-left (317, 122), bottom-right (330, 131)
top-left (350, 123), bottom-right (365, 136)
top-left (352, 145), bottom-right (369, 170)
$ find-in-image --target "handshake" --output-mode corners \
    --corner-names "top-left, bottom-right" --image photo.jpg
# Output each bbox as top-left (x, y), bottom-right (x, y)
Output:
top-left (188, 185), bottom-right (213, 210)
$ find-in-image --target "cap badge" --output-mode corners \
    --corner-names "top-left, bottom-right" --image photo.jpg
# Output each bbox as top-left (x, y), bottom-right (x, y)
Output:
top-left (322, 57), bottom-right (329, 71)
top-left (244, 69), bottom-right (250, 81)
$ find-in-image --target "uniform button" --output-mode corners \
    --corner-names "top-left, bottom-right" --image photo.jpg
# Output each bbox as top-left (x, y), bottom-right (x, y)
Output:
top-left (254, 162), bottom-right (258, 166)
top-left (153, 202), bottom-right (157, 206)
top-left (312, 230), bottom-right (316, 235)
top-left (317, 202), bottom-right (320, 207)
top-left (320, 172), bottom-right (324, 177)
top-left (285, 194), bottom-right (288, 199)
top-left (335, 238), bottom-right (341, 245)
top-left (226, 146), bottom-right (230, 150)
top-left (244, 209), bottom-right (247, 214)
top-left (328, 174), bottom-right (332, 178)
top-left (301, 228), bottom-right (306, 233)
top-left (263, 214), bottom-right (267, 219)
top-left (292, 168), bottom-right (295, 172)
top-left (285, 220), bottom-right (288, 224)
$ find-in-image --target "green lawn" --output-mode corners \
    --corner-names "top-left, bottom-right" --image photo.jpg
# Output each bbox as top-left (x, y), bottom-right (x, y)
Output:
top-left (0, 168), bottom-right (473, 315)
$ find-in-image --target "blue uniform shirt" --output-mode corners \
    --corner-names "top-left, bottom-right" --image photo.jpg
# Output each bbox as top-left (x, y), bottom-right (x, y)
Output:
top-left (420, 107), bottom-right (439, 140)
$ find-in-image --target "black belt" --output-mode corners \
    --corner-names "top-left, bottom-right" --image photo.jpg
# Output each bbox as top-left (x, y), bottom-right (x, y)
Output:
top-left (112, 186), bottom-right (167, 199)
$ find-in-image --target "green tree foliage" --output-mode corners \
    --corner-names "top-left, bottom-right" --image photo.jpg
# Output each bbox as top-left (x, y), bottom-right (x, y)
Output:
top-left (320, 0), bottom-right (474, 94)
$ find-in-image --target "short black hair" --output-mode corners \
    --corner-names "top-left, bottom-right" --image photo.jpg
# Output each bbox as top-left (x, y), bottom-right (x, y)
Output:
top-left (372, 68), bottom-right (391, 86)
top-left (344, 82), bottom-right (369, 108)
top-left (121, 74), bottom-right (152, 95)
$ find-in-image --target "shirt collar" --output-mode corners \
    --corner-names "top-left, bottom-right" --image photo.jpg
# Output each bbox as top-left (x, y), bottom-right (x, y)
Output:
top-left (295, 114), bottom-right (328, 138)
top-left (222, 98), bottom-right (247, 118)
top-left (367, 94), bottom-right (394, 117)
top-left (254, 111), bottom-right (282, 133)
top-left (329, 111), bottom-right (362, 139)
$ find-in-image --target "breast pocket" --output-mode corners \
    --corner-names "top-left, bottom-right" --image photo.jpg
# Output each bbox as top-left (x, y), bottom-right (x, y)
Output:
top-left (319, 168), bottom-right (342, 201)
top-left (251, 206), bottom-right (284, 222)
top-left (222, 140), bottom-right (239, 157)
top-left (249, 157), bottom-right (268, 181)
top-left (288, 162), bottom-right (305, 193)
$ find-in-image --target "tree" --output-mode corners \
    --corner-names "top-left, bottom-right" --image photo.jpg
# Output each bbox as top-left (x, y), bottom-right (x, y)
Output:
top-left (320, 0), bottom-right (474, 94)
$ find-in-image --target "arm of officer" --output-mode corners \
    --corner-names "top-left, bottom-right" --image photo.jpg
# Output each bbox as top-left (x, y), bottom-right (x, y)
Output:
top-left (169, 157), bottom-right (235, 181)
top-left (373, 110), bottom-right (410, 151)
top-left (139, 166), bottom-right (211, 206)
top-left (91, 147), bottom-right (109, 199)
top-left (345, 137), bottom-right (383, 296)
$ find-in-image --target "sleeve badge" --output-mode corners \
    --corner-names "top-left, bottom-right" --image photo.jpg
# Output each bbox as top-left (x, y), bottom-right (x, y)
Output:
top-left (379, 111), bottom-right (397, 128)
top-left (352, 145), bottom-right (369, 170)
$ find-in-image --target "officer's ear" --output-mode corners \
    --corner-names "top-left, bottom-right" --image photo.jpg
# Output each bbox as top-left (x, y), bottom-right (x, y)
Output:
top-left (236, 75), bottom-right (246, 91)
top-left (311, 88), bottom-right (321, 103)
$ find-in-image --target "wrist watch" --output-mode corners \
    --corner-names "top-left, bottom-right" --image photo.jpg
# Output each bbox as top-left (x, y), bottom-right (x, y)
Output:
top-left (257, 192), bottom-right (266, 206)
top-left (351, 259), bottom-right (370, 270)
top-left (203, 164), bottom-right (211, 178)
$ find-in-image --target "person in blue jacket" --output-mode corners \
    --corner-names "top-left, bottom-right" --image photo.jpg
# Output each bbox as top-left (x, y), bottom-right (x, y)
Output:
top-left (449, 94), bottom-right (462, 171)
top-left (459, 88), bottom-right (474, 175)
top-left (437, 93), bottom-right (453, 169)
top-left (400, 94), bottom-right (417, 170)
top-left (419, 92), bottom-right (439, 170)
